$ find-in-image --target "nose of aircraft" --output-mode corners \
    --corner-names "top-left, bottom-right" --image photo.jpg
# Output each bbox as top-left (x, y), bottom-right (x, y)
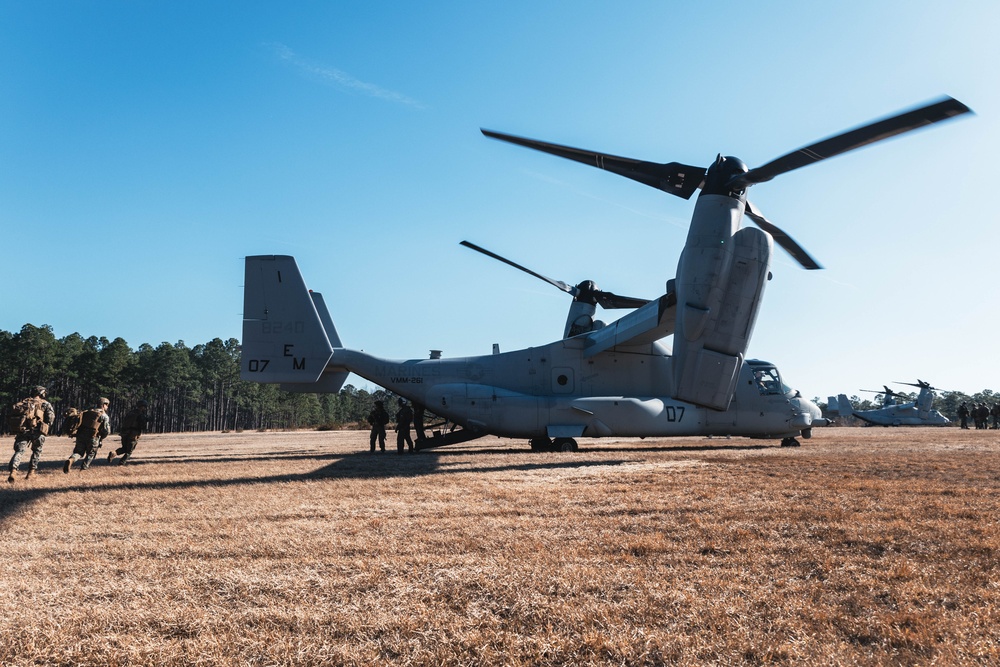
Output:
top-left (793, 395), bottom-right (831, 428)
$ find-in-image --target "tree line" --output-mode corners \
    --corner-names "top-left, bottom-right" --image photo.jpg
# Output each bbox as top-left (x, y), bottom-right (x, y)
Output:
top-left (0, 324), bottom-right (392, 434)
top-left (4, 323), bottom-right (996, 435)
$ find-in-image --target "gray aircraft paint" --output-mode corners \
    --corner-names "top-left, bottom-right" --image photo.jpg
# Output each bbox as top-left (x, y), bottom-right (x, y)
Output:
top-left (241, 255), bottom-right (823, 445)
top-left (241, 97), bottom-right (970, 448)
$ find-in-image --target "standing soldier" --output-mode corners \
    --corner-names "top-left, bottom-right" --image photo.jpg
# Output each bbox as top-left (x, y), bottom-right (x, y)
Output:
top-left (412, 401), bottom-right (427, 447)
top-left (7, 386), bottom-right (55, 483)
top-left (367, 399), bottom-right (390, 452)
top-left (958, 402), bottom-right (970, 429)
top-left (976, 403), bottom-right (990, 430)
top-left (64, 398), bottom-right (110, 473)
top-left (395, 398), bottom-right (414, 454)
top-left (108, 400), bottom-right (149, 465)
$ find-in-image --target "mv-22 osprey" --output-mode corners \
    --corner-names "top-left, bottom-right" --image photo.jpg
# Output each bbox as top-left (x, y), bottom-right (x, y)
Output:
top-left (241, 97), bottom-right (970, 450)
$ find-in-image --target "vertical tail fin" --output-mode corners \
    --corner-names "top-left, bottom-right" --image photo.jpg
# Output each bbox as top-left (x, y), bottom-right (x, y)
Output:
top-left (280, 291), bottom-right (349, 393)
top-left (826, 395), bottom-right (855, 417)
top-left (309, 292), bottom-right (342, 348)
top-left (241, 255), bottom-right (334, 383)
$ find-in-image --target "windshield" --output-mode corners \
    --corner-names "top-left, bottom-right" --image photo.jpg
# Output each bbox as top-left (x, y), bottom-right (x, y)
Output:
top-left (750, 364), bottom-right (788, 396)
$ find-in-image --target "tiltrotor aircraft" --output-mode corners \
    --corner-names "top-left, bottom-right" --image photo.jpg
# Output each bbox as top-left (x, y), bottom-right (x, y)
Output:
top-left (829, 380), bottom-right (951, 426)
top-left (241, 96), bottom-right (969, 450)
top-left (860, 385), bottom-right (908, 408)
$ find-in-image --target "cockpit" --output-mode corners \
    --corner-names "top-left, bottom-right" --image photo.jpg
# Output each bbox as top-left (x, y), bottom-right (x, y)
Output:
top-left (746, 360), bottom-right (792, 396)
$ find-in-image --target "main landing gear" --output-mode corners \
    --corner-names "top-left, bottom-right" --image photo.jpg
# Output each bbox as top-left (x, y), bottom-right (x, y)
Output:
top-left (780, 437), bottom-right (801, 448)
top-left (529, 437), bottom-right (579, 452)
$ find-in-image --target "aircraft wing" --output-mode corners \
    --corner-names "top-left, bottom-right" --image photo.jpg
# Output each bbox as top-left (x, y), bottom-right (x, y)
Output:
top-left (582, 292), bottom-right (676, 357)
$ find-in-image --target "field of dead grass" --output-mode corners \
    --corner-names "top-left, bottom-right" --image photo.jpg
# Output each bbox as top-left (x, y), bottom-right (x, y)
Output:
top-left (0, 426), bottom-right (997, 666)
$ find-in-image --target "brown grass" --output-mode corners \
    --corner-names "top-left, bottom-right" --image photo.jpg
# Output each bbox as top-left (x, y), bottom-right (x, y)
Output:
top-left (0, 427), bottom-right (998, 666)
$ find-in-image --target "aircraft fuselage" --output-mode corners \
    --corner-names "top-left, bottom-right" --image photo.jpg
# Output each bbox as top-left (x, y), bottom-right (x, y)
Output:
top-left (326, 341), bottom-right (820, 441)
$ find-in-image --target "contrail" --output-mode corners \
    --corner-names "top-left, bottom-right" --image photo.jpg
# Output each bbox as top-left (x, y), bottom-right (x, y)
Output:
top-left (268, 42), bottom-right (426, 110)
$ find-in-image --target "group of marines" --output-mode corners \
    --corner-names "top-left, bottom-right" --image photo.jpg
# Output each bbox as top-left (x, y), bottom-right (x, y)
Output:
top-left (957, 401), bottom-right (1000, 430)
top-left (6, 385), bottom-right (148, 484)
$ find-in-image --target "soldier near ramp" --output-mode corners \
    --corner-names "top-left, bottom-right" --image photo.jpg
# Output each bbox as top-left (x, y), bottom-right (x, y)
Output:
top-left (395, 398), bottom-right (414, 454)
top-left (412, 402), bottom-right (427, 446)
top-left (64, 398), bottom-right (110, 473)
top-left (7, 386), bottom-right (55, 483)
top-left (367, 400), bottom-right (390, 452)
top-left (108, 400), bottom-right (149, 465)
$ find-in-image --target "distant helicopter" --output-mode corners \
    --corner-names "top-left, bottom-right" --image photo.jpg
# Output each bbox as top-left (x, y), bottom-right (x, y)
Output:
top-left (829, 380), bottom-right (951, 426)
top-left (242, 97), bottom-right (969, 450)
top-left (860, 385), bottom-right (909, 408)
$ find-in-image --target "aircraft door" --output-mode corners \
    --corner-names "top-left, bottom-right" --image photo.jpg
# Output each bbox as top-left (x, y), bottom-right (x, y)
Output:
top-left (552, 367), bottom-right (575, 394)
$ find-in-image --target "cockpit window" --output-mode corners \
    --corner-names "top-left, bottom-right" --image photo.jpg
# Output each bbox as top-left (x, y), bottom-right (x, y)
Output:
top-left (752, 365), bottom-right (784, 396)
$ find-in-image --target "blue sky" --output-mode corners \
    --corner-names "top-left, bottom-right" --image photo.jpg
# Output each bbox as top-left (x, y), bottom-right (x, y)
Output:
top-left (2, 1), bottom-right (997, 399)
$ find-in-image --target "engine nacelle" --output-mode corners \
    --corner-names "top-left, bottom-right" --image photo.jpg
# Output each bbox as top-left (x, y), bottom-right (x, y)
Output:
top-left (916, 388), bottom-right (934, 419)
top-left (671, 195), bottom-right (772, 410)
top-left (564, 300), bottom-right (598, 338)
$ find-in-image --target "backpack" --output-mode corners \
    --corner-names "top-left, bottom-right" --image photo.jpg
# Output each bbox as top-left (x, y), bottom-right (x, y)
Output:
top-left (8, 397), bottom-right (43, 434)
top-left (78, 408), bottom-right (104, 435)
top-left (60, 408), bottom-right (83, 437)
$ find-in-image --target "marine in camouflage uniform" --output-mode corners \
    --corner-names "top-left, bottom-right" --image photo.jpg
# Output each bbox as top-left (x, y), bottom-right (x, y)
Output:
top-left (367, 400), bottom-right (390, 452)
top-left (7, 386), bottom-right (55, 483)
top-left (108, 400), bottom-right (148, 465)
top-left (395, 398), bottom-right (414, 454)
top-left (64, 398), bottom-right (111, 473)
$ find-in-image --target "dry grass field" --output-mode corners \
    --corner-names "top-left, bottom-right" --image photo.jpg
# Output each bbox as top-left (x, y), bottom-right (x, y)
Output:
top-left (0, 426), bottom-right (997, 666)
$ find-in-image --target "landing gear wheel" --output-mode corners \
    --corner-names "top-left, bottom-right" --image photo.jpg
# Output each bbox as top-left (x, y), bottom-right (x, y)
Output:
top-left (553, 437), bottom-right (578, 452)
top-left (780, 437), bottom-right (800, 448)
top-left (530, 437), bottom-right (552, 451)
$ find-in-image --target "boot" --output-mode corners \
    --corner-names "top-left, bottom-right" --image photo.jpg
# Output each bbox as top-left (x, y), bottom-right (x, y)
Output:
top-left (108, 450), bottom-right (117, 463)
top-left (6, 471), bottom-right (14, 484)
top-left (25, 468), bottom-right (35, 480)
top-left (64, 458), bottom-right (73, 474)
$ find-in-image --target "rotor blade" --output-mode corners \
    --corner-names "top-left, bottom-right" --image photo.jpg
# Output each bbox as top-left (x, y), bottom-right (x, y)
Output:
top-left (744, 199), bottom-right (822, 270)
top-left (460, 241), bottom-right (574, 295)
top-left (481, 129), bottom-right (705, 200)
top-left (594, 291), bottom-right (650, 310)
top-left (730, 96), bottom-right (972, 189)
top-left (895, 380), bottom-right (943, 391)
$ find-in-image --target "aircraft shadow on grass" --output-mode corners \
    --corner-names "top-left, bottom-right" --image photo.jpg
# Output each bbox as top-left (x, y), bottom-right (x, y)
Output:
top-left (0, 439), bottom-right (770, 522)
top-left (0, 449), bottom-right (622, 522)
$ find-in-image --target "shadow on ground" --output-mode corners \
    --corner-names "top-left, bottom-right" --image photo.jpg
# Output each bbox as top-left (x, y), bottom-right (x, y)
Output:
top-left (0, 436), bottom-right (781, 522)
